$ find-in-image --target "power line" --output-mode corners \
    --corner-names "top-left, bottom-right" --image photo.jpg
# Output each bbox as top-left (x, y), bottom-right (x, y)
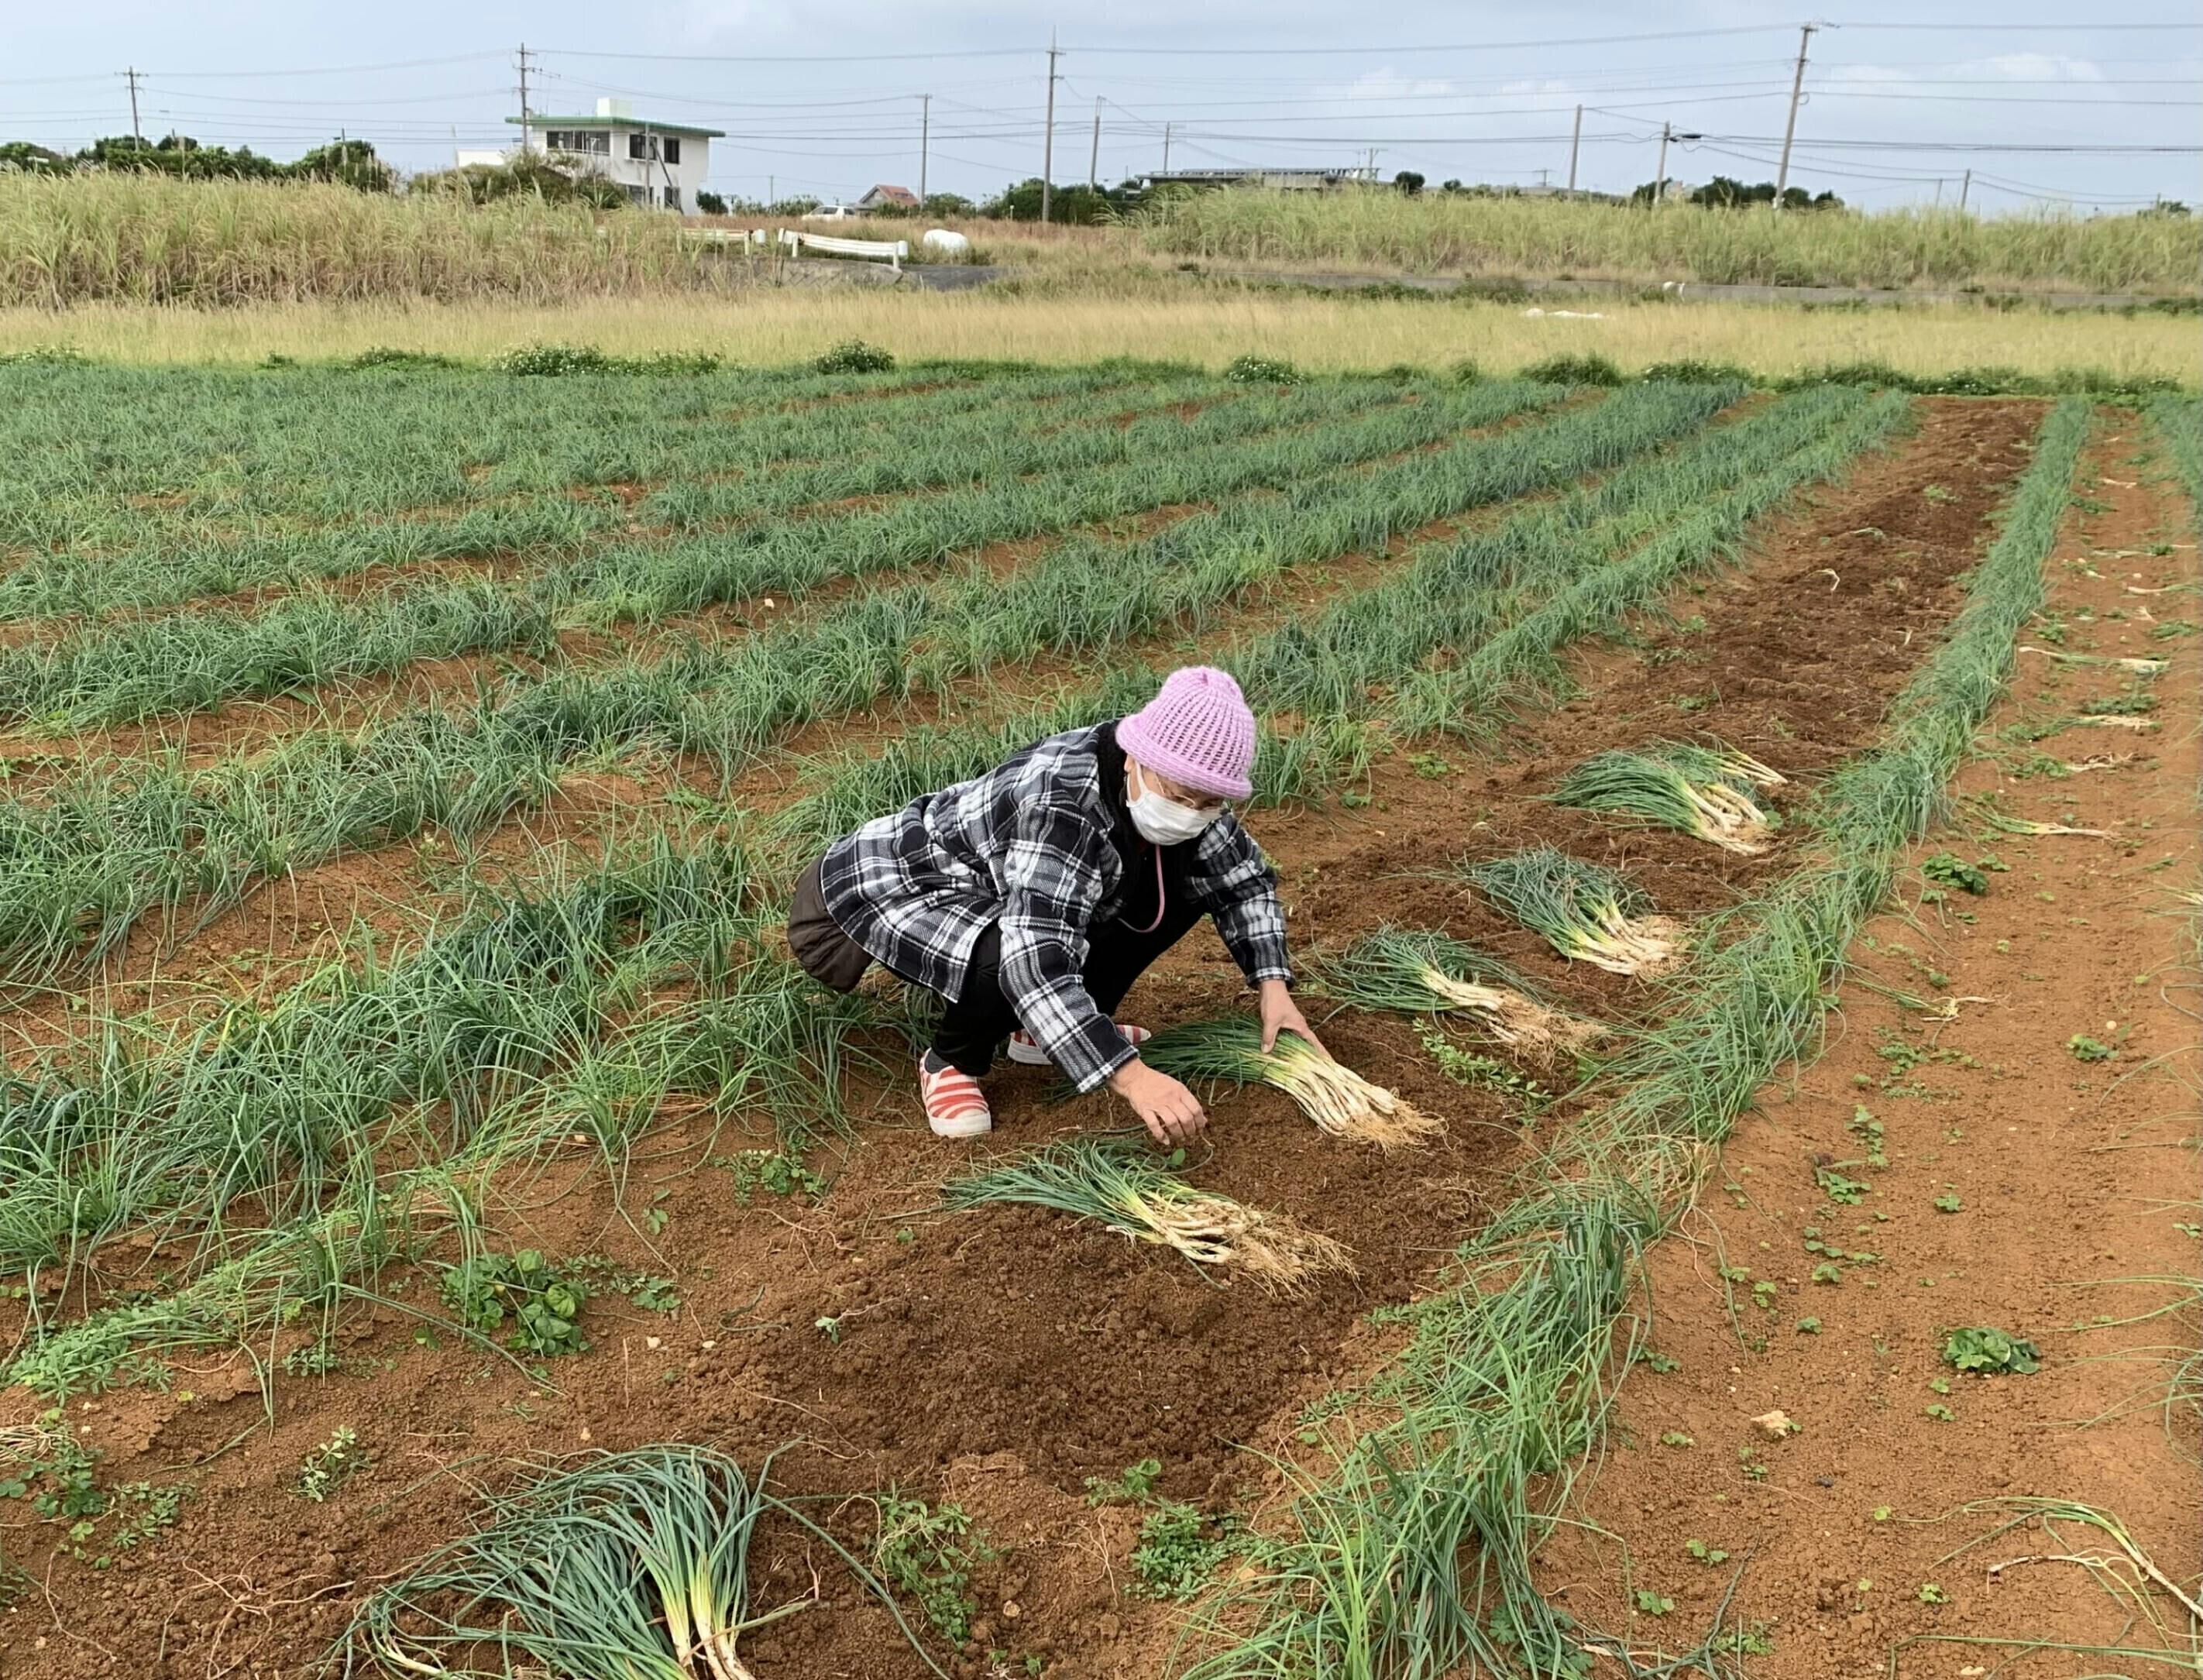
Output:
top-left (135, 51), bottom-right (510, 80)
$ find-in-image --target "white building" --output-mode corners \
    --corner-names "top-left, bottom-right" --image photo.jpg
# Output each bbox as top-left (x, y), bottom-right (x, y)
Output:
top-left (500, 98), bottom-right (721, 211)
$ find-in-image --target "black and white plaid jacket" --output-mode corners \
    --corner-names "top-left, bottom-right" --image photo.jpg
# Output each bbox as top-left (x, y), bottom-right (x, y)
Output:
top-left (818, 721), bottom-right (1290, 1091)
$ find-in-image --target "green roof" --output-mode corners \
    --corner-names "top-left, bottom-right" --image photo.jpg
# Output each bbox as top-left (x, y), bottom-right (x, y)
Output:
top-left (510, 115), bottom-right (724, 139)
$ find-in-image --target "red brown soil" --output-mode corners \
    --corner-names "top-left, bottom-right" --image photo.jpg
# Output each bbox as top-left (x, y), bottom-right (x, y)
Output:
top-left (9, 398), bottom-right (2174, 1680)
top-left (1535, 415), bottom-right (2203, 1678)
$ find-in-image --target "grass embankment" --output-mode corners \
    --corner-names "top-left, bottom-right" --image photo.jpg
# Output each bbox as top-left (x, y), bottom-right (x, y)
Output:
top-left (1177, 400), bottom-right (2095, 1678)
top-left (7, 291), bottom-right (2195, 387)
top-left (1139, 190), bottom-right (2203, 294)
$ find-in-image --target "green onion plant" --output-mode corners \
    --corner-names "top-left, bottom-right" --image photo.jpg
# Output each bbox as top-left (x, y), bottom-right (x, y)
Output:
top-left (1139, 1019), bottom-right (1438, 1149)
top-left (1552, 739), bottom-right (1784, 854)
top-left (1304, 927), bottom-right (1602, 1061)
top-left (1460, 846), bottom-right (1683, 974)
top-left (943, 1135), bottom-right (1352, 1293)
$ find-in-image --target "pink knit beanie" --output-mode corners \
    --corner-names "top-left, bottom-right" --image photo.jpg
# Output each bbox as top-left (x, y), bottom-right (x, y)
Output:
top-left (1117, 666), bottom-right (1257, 800)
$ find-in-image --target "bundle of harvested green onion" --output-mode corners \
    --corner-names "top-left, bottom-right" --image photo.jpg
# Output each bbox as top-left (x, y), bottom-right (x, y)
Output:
top-left (1553, 740), bottom-right (1782, 854)
top-left (335, 1444), bottom-right (922, 1680)
top-left (1461, 846), bottom-right (1683, 975)
top-left (943, 1135), bottom-right (1351, 1292)
top-left (1304, 927), bottom-right (1601, 1061)
top-left (1137, 1018), bottom-right (1439, 1149)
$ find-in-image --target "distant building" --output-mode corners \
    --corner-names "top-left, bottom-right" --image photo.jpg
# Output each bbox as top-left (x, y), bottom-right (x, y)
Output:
top-left (855, 184), bottom-right (920, 211)
top-left (1140, 166), bottom-right (1379, 193)
top-left (502, 98), bottom-right (723, 211)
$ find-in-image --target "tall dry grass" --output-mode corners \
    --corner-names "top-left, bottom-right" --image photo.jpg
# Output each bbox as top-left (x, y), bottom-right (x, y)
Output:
top-left (3, 291), bottom-right (2192, 386)
top-left (0, 172), bottom-right (734, 306)
top-left (1138, 190), bottom-right (2203, 294)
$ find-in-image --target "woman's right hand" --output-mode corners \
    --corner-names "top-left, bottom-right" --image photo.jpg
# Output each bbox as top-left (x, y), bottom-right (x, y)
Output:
top-left (1108, 1059), bottom-right (1208, 1147)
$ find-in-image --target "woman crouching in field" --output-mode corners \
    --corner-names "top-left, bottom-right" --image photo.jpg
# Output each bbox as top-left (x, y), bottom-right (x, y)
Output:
top-left (787, 666), bottom-right (1328, 1142)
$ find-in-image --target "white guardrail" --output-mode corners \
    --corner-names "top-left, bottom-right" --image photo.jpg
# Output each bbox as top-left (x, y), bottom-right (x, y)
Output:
top-left (775, 228), bottom-right (909, 270)
top-left (676, 226), bottom-right (912, 273)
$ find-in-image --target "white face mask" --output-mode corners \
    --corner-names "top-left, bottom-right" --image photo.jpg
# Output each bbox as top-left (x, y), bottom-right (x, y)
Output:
top-left (1126, 764), bottom-right (1221, 846)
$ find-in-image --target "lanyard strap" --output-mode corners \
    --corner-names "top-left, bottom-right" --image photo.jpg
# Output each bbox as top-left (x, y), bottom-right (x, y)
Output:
top-left (1126, 843), bottom-right (1167, 934)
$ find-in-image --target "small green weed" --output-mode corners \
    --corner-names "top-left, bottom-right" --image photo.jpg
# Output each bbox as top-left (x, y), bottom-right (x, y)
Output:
top-left (1418, 1029), bottom-right (1551, 1115)
top-left (2067, 1034), bottom-right (2114, 1063)
top-left (1816, 1167), bottom-right (1870, 1206)
top-left (1933, 1192), bottom-right (1963, 1213)
top-left (713, 1149), bottom-right (827, 1204)
top-left (1943, 1327), bottom-right (2042, 1375)
top-left (875, 1494), bottom-right (992, 1643)
top-left (1848, 1105), bottom-right (1888, 1167)
top-left (440, 1250), bottom-right (590, 1356)
top-left (1131, 1501), bottom-right (1236, 1601)
top-left (1685, 1537), bottom-right (1730, 1565)
top-left (1918, 1582), bottom-right (1947, 1604)
top-left (1920, 852), bottom-right (1989, 895)
top-left (1084, 1458), bottom-right (1162, 1507)
top-left (296, 1427), bottom-right (366, 1502)
top-left (1632, 1588), bottom-right (1675, 1616)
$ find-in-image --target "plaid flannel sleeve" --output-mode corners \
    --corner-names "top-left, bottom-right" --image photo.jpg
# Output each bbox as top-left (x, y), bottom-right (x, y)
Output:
top-left (995, 799), bottom-right (1139, 1094)
top-left (1201, 823), bottom-right (1294, 987)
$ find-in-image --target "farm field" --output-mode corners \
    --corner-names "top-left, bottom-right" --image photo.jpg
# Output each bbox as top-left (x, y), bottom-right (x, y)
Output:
top-left (0, 354), bottom-right (2194, 1680)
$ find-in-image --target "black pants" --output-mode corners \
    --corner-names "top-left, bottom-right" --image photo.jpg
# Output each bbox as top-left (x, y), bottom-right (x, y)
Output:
top-left (933, 895), bottom-right (1205, 1077)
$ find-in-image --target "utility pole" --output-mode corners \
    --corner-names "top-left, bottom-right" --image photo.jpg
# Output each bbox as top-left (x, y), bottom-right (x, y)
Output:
top-left (125, 66), bottom-right (143, 146)
top-left (1566, 103), bottom-right (1583, 192)
top-left (1040, 32), bottom-right (1060, 224)
top-left (919, 94), bottom-right (930, 204)
top-left (1774, 22), bottom-right (1816, 201)
top-left (1957, 167), bottom-right (1971, 212)
top-left (516, 43), bottom-right (534, 154)
top-left (1088, 98), bottom-right (1102, 191)
top-left (1161, 122), bottom-right (1172, 173)
top-left (1655, 122), bottom-right (1672, 205)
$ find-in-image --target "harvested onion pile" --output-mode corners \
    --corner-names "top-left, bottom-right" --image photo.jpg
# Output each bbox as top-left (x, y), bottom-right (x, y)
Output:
top-left (1307, 926), bottom-right (1601, 1062)
top-left (943, 1135), bottom-right (1352, 1291)
top-left (1139, 1018), bottom-right (1440, 1149)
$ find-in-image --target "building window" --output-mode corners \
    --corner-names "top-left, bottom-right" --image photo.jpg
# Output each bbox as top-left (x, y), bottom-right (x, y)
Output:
top-left (663, 187), bottom-right (682, 211)
top-left (662, 136), bottom-right (681, 166)
top-left (625, 134), bottom-right (682, 165)
top-left (545, 129), bottom-right (609, 156)
top-left (624, 184), bottom-right (648, 205)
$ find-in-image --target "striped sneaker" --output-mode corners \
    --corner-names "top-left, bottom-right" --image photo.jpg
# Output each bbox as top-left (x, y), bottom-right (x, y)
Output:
top-left (1005, 1023), bottom-right (1151, 1068)
top-left (918, 1055), bottom-right (992, 1139)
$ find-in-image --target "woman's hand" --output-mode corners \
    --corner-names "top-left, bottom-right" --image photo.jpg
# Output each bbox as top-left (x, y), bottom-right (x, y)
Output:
top-left (1108, 1059), bottom-right (1208, 1146)
top-left (1258, 977), bottom-right (1330, 1059)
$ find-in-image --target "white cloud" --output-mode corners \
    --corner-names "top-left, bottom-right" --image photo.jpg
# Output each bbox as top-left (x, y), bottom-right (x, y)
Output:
top-left (1324, 67), bottom-right (1460, 101)
top-left (1974, 52), bottom-right (2105, 83)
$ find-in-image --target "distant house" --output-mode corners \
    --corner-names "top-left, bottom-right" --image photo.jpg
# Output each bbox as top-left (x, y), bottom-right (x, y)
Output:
top-left (855, 184), bottom-right (920, 211)
top-left (1142, 166), bottom-right (1377, 193)
top-left (502, 98), bottom-right (723, 211)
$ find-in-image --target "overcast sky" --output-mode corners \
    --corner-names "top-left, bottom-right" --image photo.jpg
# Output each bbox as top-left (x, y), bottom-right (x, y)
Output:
top-left (5, 2), bottom-right (2197, 211)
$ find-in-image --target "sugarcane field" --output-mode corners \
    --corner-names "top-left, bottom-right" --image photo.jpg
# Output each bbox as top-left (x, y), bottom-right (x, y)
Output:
top-left (2, 12), bottom-right (2202, 1669)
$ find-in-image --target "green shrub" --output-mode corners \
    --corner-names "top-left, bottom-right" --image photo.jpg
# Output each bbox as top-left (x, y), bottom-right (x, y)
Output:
top-left (1640, 358), bottom-right (1754, 386)
top-left (814, 338), bottom-right (896, 374)
top-left (345, 347), bottom-right (462, 371)
top-left (1518, 352), bottom-right (1624, 387)
top-left (494, 343), bottom-right (723, 376)
top-left (1223, 352), bottom-right (1305, 386)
